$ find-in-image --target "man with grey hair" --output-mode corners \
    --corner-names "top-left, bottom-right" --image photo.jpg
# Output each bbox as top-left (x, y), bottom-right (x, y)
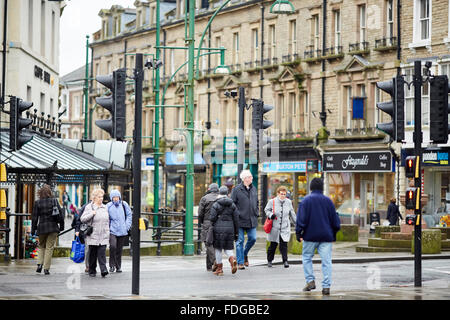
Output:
top-left (231, 169), bottom-right (259, 269)
top-left (198, 183), bottom-right (220, 271)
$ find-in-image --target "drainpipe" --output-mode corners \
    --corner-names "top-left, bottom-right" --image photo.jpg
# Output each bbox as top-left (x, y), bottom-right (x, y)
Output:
top-left (1, 0), bottom-right (7, 111)
top-left (396, 0), bottom-right (401, 76)
top-left (319, 0), bottom-right (327, 128)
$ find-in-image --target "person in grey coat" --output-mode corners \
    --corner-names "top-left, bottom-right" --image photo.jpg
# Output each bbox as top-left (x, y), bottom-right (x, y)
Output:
top-left (264, 186), bottom-right (296, 268)
top-left (80, 189), bottom-right (110, 278)
top-left (231, 170), bottom-right (259, 269)
top-left (198, 183), bottom-right (220, 271)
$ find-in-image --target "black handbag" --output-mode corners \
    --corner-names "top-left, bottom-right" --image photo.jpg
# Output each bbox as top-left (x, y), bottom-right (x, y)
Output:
top-left (80, 204), bottom-right (94, 237)
top-left (205, 225), bottom-right (214, 246)
top-left (79, 223), bottom-right (93, 237)
top-left (52, 198), bottom-right (61, 216)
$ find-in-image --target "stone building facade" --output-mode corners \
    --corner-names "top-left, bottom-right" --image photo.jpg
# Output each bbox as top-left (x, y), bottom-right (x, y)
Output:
top-left (87, 0), bottom-right (450, 224)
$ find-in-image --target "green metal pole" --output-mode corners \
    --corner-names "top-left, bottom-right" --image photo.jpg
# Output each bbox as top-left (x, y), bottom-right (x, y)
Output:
top-left (153, 0), bottom-right (161, 231)
top-left (184, 0), bottom-right (195, 255)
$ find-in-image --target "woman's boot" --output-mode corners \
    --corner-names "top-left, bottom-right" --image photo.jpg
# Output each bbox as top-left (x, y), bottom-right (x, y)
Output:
top-left (229, 256), bottom-right (237, 274)
top-left (213, 263), bottom-right (223, 276)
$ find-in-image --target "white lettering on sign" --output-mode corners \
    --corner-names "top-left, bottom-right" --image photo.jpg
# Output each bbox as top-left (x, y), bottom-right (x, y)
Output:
top-left (341, 155), bottom-right (369, 169)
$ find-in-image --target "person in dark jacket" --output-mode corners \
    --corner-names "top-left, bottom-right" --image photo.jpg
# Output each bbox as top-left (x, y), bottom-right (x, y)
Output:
top-left (231, 170), bottom-right (259, 270)
top-left (296, 178), bottom-right (341, 295)
top-left (75, 201), bottom-right (92, 273)
top-left (386, 198), bottom-right (403, 226)
top-left (198, 183), bottom-right (220, 271)
top-left (210, 186), bottom-right (239, 276)
top-left (31, 184), bottom-right (64, 275)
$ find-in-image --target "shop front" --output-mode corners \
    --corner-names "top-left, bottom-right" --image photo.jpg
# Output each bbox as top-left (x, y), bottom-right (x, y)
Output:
top-left (323, 150), bottom-right (395, 227)
top-left (262, 160), bottom-right (322, 211)
top-left (164, 151), bottom-right (207, 211)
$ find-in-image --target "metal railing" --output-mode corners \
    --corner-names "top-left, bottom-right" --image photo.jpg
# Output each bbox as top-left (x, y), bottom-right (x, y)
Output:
top-left (375, 36), bottom-right (397, 48)
top-left (141, 208), bottom-right (202, 256)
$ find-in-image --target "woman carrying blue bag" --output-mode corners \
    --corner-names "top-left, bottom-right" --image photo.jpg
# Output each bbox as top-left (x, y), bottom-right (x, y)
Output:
top-left (70, 236), bottom-right (85, 263)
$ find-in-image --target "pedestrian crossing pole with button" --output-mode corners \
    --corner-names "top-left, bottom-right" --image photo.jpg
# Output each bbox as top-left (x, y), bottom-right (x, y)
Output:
top-left (412, 60), bottom-right (423, 287)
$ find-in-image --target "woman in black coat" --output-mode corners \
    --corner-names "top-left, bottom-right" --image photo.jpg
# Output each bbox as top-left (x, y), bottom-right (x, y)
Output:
top-left (209, 186), bottom-right (239, 276)
top-left (31, 184), bottom-right (64, 275)
top-left (386, 198), bottom-right (402, 226)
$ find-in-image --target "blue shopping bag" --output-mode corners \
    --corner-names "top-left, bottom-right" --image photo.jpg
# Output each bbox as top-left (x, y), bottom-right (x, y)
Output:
top-left (70, 236), bottom-right (85, 263)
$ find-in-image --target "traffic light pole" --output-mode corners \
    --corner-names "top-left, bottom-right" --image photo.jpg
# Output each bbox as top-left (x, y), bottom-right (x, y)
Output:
top-left (237, 86), bottom-right (245, 185)
top-left (132, 53), bottom-right (143, 295)
top-left (413, 60), bottom-right (422, 287)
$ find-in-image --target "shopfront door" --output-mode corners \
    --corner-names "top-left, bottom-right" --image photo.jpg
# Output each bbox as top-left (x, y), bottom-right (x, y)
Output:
top-left (360, 180), bottom-right (374, 226)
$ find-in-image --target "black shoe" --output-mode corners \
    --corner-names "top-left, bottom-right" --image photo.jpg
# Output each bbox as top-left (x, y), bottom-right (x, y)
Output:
top-left (36, 264), bottom-right (43, 273)
top-left (115, 268), bottom-right (122, 273)
top-left (283, 261), bottom-right (289, 268)
top-left (303, 281), bottom-right (316, 292)
top-left (89, 273), bottom-right (96, 277)
top-left (101, 272), bottom-right (109, 278)
top-left (109, 267), bottom-right (115, 273)
top-left (322, 288), bottom-right (330, 295)
top-left (267, 261), bottom-right (273, 268)
top-left (238, 264), bottom-right (245, 270)
top-left (44, 269), bottom-right (50, 275)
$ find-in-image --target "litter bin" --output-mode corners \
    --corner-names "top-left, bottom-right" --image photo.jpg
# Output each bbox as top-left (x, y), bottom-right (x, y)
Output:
top-left (369, 212), bottom-right (380, 233)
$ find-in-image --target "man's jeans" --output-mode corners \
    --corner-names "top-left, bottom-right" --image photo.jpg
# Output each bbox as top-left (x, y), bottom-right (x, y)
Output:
top-left (236, 227), bottom-right (257, 265)
top-left (302, 241), bottom-right (333, 288)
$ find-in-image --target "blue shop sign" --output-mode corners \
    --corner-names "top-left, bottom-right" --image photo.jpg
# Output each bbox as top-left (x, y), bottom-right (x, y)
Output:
top-left (402, 148), bottom-right (450, 166)
top-left (263, 161), bottom-right (307, 173)
top-left (165, 152), bottom-right (206, 165)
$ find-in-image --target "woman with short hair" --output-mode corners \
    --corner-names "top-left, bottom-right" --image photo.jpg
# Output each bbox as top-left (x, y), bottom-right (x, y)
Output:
top-left (264, 186), bottom-right (296, 268)
top-left (31, 184), bottom-right (64, 275)
top-left (80, 188), bottom-right (110, 278)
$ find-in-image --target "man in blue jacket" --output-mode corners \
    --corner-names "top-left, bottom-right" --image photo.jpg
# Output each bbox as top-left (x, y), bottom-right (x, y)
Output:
top-left (296, 178), bottom-right (340, 295)
top-left (108, 189), bottom-right (132, 273)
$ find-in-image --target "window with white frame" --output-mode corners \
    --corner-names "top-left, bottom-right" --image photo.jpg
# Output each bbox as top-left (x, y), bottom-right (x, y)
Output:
top-left (334, 10), bottom-right (341, 52)
top-left (344, 86), bottom-right (352, 129)
top-left (215, 36), bottom-right (221, 66)
top-left (359, 4), bottom-right (367, 43)
top-left (233, 32), bottom-right (240, 65)
top-left (252, 29), bottom-right (259, 63)
top-left (74, 95), bottom-right (80, 119)
top-left (288, 92), bottom-right (296, 133)
top-left (312, 15), bottom-right (320, 52)
top-left (404, 66), bottom-right (430, 126)
top-left (412, 0), bottom-right (431, 45)
top-left (386, 0), bottom-right (394, 41)
top-left (170, 49), bottom-right (175, 75)
top-left (289, 20), bottom-right (297, 55)
top-left (419, 0), bottom-right (430, 40)
top-left (268, 25), bottom-right (276, 61)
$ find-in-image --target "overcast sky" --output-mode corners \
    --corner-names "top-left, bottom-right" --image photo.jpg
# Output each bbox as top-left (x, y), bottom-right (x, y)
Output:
top-left (59, 0), bottom-right (136, 76)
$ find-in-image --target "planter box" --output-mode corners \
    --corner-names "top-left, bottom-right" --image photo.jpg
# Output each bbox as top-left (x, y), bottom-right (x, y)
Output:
top-left (411, 229), bottom-right (441, 254)
top-left (336, 224), bottom-right (359, 241)
top-left (374, 225), bottom-right (400, 238)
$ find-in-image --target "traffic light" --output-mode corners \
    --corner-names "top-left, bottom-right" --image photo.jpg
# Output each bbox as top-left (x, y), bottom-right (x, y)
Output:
top-left (252, 99), bottom-right (273, 157)
top-left (376, 75), bottom-right (405, 142)
top-left (95, 68), bottom-right (126, 140)
top-left (9, 96), bottom-right (34, 151)
top-left (405, 156), bottom-right (417, 178)
top-left (0, 163), bottom-right (6, 220)
top-left (405, 214), bottom-right (417, 225)
top-left (405, 187), bottom-right (419, 210)
top-left (429, 75), bottom-right (450, 144)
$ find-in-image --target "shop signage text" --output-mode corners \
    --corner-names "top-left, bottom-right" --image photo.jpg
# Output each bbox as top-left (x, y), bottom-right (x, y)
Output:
top-left (263, 161), bottom-right (307, 173)
top-left (323, 151), bottom-right (392, 172)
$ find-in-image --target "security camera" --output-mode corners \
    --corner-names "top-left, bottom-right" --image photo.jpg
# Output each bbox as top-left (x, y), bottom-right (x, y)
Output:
top-left (224, 91), bottom-right (237, 98)
top-left (145, 59), bottom-right (163, 69)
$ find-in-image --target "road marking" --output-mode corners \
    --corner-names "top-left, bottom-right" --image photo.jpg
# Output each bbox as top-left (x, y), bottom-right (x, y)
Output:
top-left (425, 268), bottom-right (450, 275)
